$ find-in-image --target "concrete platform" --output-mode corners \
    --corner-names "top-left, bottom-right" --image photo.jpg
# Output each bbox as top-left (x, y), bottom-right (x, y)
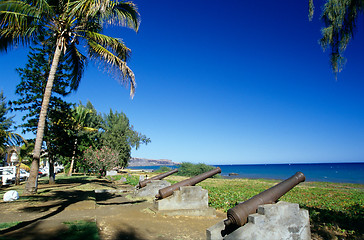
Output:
top-left (206, 201), bottom-right (310, 240)
top-left (153, 186), bottom-right (216, 217)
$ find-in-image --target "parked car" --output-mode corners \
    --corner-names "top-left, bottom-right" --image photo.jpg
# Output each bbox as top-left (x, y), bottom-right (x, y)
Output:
top-left (0, 169), bottom-right (16, 186)
top-left (0, 166), bottom-right (30, 185)
top-left (20, 169), bottom-right (30, 180)
top-left (55, 164), bottom-right (64, 173)
top-left (38, 168), bottom-right (48, 177)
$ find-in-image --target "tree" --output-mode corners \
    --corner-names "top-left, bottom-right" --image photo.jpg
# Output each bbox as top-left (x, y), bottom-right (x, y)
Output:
top-left (0, 0), bottom-right (140, 194)
top-left (46, 105), bottom-right (74, 183)
top-left (0, 91), bottom-right (24, 157)
top-left (102, 109), bottom-right (150, 167)
top-left (70, 101), bottom-right (103, 174)
top-left (67, 104), bottom-right (98, 176)
top-left (309, 0), bottom-right (364, 77)
top-left (83, 146), bottom-right (120, 177)
top-left (12, 45), bottom-right (75, 184)
top-left (15, 142), bottom-right (34, 185)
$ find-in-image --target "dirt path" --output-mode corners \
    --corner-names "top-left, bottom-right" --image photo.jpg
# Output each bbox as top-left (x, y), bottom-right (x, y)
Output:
top-left (0, 182), bottom-right (226, 240)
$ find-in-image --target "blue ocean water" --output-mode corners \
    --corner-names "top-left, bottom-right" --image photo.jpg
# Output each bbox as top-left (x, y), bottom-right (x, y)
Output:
top-left (128, 162), bottom-right (364, 184)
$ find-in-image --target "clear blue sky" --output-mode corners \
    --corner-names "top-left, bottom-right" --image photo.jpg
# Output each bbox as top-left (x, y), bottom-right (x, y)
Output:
top-left (1, 0), bottom-right (363, 165)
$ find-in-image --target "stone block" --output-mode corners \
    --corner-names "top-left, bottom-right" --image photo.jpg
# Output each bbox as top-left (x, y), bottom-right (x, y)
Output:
top-left (106, 170), bottom-right (117, 176)
top-left (155, 186), bottom-right (208, 210)
top-left (206, 201), bottom-right (311, 240)
top-left (153, 186), bottom-right (216, 216)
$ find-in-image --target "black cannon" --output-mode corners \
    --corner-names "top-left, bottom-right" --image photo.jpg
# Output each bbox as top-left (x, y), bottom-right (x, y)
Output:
top-left (155, 167), bottom-right (221, 199)
top-left (137, 168), bottom-right (178, 188)
top-left (224, 172), bottom-right (305, 228)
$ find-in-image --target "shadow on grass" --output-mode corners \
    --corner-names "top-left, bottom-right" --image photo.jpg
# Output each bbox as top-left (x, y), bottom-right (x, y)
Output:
top-left (0, 219), bottom-right (148, 240)
top-left (0, 190), bottom-right (110, 236)
top-left (0, 176), bottom-right (140, 239)
top-left (96, 200), bottom-right (146, 206)
top-left (0, 221), bottom-right (149, 240)
top-left (0, 220), bottom-right (100, 240)
top-left (113, 229), bottom-right (146, 240)
top-left (54, 176), bottom-right (93, 185)
top-left (303, 204), bottom-right (364, 239)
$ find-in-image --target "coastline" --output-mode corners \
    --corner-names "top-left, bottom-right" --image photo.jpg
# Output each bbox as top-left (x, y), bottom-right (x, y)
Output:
top-left (127, 162), bottom-right (364, 184)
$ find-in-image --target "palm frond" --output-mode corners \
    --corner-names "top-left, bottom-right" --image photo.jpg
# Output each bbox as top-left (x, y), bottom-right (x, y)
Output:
top-left (0, 0), bottom-right (52, 51)
top-left (0, 129), bottom-right (26, 146)
top-left (64, 41), bottom-right (87, 91)
top-left (84, 31), bottom-right (130, 60)
top-left (106, 1), bottom-right (140, 31)
top-left (87, 37), bottom-right (136, 97)
top-left (67, 0), bottom-right (98, 19)
top-left (69, 0), bottom-right (140, 31)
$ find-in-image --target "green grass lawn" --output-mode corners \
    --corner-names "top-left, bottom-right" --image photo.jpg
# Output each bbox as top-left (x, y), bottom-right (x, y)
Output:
top-left (195, 177), bottom-right (364, 239)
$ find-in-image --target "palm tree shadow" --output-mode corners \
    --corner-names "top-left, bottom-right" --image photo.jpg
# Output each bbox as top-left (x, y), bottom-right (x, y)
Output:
top-left (96, 200), bottom-right (146, 206)
top-left (0, 189), bottom-right (111, 235)
top-left (113, 228), bottom-right (147, 240)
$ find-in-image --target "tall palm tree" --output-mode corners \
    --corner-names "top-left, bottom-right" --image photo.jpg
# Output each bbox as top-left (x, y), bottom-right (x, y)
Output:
top-left (0, 0), bottom-right (140, 194)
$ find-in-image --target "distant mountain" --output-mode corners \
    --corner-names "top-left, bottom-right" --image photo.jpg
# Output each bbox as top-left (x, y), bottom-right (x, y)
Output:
top-left (128, 157), bottom-right (180, 167)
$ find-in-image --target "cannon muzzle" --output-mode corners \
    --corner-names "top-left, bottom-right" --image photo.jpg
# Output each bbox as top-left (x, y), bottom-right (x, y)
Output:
top-left (155, 167), bottom-right (221, 199)
top-left (224, 172), bottom-right (305, 228)
top-left (138, 168), bottom-right (178, 188)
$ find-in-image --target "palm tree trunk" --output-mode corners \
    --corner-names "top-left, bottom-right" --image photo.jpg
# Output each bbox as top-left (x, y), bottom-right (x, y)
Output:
top-left (24, 41), bottom-right (63, 195)
top-left (15, 163), bottom-right (21, 185)
top-left (68, 138), bottom-right (78, 176)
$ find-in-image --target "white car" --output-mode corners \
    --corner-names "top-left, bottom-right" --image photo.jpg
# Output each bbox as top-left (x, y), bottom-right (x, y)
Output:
top-left (20, 169), bottom-right (30, 180)
top-left (0, 167), bottom-right (30, 185)
top-left (0, 169), bottom-right (16, 185)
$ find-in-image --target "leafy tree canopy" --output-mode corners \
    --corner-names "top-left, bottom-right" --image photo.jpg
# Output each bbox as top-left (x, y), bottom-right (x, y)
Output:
top-left (101, 109), bottom-right (151, 167)
top-left (12, 45), bottom-right (76, 134)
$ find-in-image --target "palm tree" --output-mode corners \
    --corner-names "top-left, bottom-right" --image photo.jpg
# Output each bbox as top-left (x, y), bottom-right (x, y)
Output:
top-left (68, 105), bottom-right (98, 176)
top-left (309, 0), bottom-right (364, 78)
top-left (0, 91), bottom-right (26, 157)
top-left (0, 0), bottom-right (140, 194)
top-left (13, 142), bottom-right (34, 185)
top-left (0, 130), bottom-right (26, 157)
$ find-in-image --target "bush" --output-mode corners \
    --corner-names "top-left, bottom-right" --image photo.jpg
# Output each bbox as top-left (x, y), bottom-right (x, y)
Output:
top-left (125, 174), bottom-right (139, 185)
top-left (154, 166), bottom-right (172, 173)
top-left (177, 162), bottom-right (220, 178)
top-left (83, 146), bottom-right (120, 177)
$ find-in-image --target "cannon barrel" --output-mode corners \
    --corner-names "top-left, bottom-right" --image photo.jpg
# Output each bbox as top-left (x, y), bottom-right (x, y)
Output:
top-left (155, 167), bottom-right (221, 199)
top-left (138, 169), bottom-right (178, 188)
top-left (224, 172), bottom-right (305, 228)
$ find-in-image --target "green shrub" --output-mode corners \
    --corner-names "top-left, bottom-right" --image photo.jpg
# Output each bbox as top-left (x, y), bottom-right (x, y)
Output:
top-left (177, 162), bottom-right (220, 178)
top-left (154, 166), bottom-right (172, 173)
top-left (125, 174), bottom-right (139, 186)
top-left (106, 175), bottom-right (122, 181)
